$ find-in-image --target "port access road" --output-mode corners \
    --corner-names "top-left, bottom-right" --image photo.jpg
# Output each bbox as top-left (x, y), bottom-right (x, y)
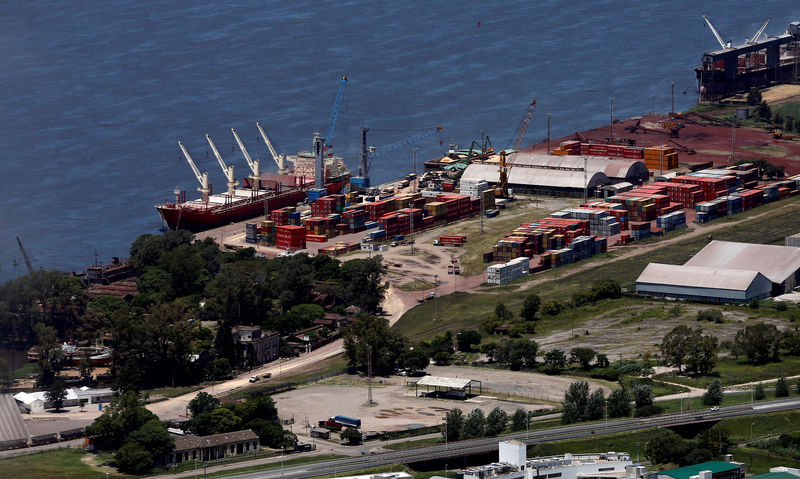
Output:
top-left (152, 397), bottom-right (800, 479)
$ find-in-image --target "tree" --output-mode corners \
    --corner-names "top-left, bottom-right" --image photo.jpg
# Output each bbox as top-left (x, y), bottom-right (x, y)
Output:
top-left (480, 342), bottom-right (498, 362)
top-left (521, 294), bottom-right (541, 322)
top-left (462, 408), bottom-right (486, 439)
top-left (115, 442), bottom-right (154, 474)
top-left (756, 100), bottom-right (772, 122)
top-left (735, 323), bottom-right (781, 364)
top-left (541, 299), bottom-right (564, 316)
top-left (796, 377), bottom-right (800, 395)
top-left (562, 381), bottom-right (590, 424)
top-left (210, 357), bottom-right (233, 380)
top-left (776, 375), bottom-right (790, 398)
top-left (209, 408), bottom-right (242, 434)
top-left (586, 388), bottom-right (606, 421)
top-left (399, 348), bottom-right (429, 372)
top-left (494, 303), bottom-right (514, 323)
top-left (631, 382), bottom-right (653, 408)
top-left (661, 325), bottom-right (692, 373)
top-left (46, 377), bottom-right (68, 412)
top-left (443, 408), bottom-right (464, 442)
top-left (495, 338), bottom-right (538, 370)
top-left (595, 353), bottom-right (610, 368)
top-left (607, 387), bottom-right (632, 418)
top-left (457, 330), bottom-right (482, 352)
top-left (339, 257), bottom-right (388, 313)
top-left (129, 419), bottom-right (174, 460)
top-left (86, 391), bottom-right (158, 450)
top-left (570, 348), bottom-right (596, 369)
top-left (543, 349), bottom-right (568, 374)
top-left (747, 87), bottom-right (762, 106)
top-left (645, 429), bottom-right (692, 465)
top-left (342, 315), bottom-right (406, 373)
top-left (754, 382), bottom-right (766, 400)
top-left (590, 279), bottom-right (622, 300)
top-left (703, 379), bottom-right (723, 406)
top-left (246, 418), bottom-right (289, 447)
top-left (786, 117), bottom-right (794, 132)
top-left (433, 351), bottom-right (451, 365)
top-left (511, 408), bottom-right (529, 431)
top-left (341, 427), bottom-right (362, 445)
top-left (188, 391), bottom-right (220, 418)
top-left (486, 407), bottom-right (508, 436)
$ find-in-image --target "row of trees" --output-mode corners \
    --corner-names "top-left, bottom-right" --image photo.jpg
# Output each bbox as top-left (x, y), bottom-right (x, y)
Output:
top-left (441, 406), bottom-right (533, 442)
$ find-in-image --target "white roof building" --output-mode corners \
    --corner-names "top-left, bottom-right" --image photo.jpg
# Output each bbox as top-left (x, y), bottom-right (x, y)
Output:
top-left (14, 387), bottom-right (112, 413)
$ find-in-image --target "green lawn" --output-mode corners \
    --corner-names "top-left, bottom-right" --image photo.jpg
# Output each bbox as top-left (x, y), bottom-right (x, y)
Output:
top-left (0, 449), bottom-right (122, 479)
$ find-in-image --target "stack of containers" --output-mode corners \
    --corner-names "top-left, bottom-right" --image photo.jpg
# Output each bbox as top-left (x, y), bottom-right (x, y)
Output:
top-left (569, 236), bottom-right (596, 260)
top-left (342, 206), bottom-right (369, 232)
top-left (694, 198), bottom-right (728, 223)
top-left (664, 182), bottom-right (703, 208)
top-left (720, 195), bottom-right (743, 215)
top-left (643, 146), bottom-right (679, 170)
top-left (424, 201), bottom-right (447, 225)
top-left (758, 184), bottom-right (780, 203)
top-left (366, 200), bottom-right (395, 221)
top-left (459, 179), bottom-right (490, 199)
top-left (673, 175), bottom-right (730, 201)
top-left (551, 140), bottom-right (582, 155)
top-left (487, 257), bottom-right (530, 284)
top-left (245, 223), bottom-right (259, 244)
top-left (288, 210), bottom-right (302, 225)
top-left (270, 207), bottom-right (291, 226)
top-left (656, 211), bottom-right (686, 233)
top-left (581, 201), bottom-right (629, 230)
top-left (608, 196), bottom-right (657, 222)
top-left (276, 225), bottom-right (306, 251)
top-left (630, 221), bottom-right (652, 241)
top-left (735, 189), bottom-right (764, 210)
top-left (259, 220), bottom-right (277, 246)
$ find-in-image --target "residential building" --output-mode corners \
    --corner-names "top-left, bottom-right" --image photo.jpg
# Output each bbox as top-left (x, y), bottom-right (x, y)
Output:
top-left (232, 326), bottom-right (279, 365)
top-left (166, 429), bottom-right (260, 465)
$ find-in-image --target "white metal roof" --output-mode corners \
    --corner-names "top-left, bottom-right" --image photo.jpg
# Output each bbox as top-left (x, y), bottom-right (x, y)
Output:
top-left (511, 151), bottom-right (649, 181)
top-left (0, 394), bottom-right (29, 445)
top-left (415, 375), bottom-right (474, 389)
top-left (636, 263), bottom-right (767, 291)
top-left (461, 163), bottom-right (609, 189)
top-left (685, 241), bottom-right (800, 284)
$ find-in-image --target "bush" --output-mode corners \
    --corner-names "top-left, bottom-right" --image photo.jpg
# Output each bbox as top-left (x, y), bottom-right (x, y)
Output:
top-left (697, 309), bottom-right (724, 323)
top-left (634, 405), bottom-right (664, 417)
top-left (776, 375), bottom-right (790, 398)
top-left (747, 87), bottom-right (762, 106)
top-left (541, 299), bottom-right (564, 316)
top-left (749, 299), bottom-right (761, 309)
top-left (775, 301), bottom-right (789, 312)
top-left (754, 382), bottom-right (766, 400)
top-left (589, 367), bottom-right (621, 381)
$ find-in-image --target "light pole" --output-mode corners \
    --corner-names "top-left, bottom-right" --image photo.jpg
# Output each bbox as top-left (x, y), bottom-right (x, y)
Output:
top-left (604, 399), bottom-right (608, 427)
top-left (434, 275), bottom-right (439, 321)
top-left (443, 418), bottom-right (448, 449)
top-left (609, 97), bottom-right (614, 140)
top-left (751, 422), bottom-right (756, 441)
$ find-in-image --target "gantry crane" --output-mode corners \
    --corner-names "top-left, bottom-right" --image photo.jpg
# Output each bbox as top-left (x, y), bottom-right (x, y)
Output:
top-left (231, 127), bottom-right (264, 189)
top-left (324, 76), bottom-right (347, 152)
top-left (254, 122), bottom-right (288, 174)
top-left (205, 134), bottom-right (238, 196)
top-left (355, 126), bottom-right (444, 189)
top-left (497, 99), bottom-right (536, 197)
top-left (178, 141), bottom-right (210, 203)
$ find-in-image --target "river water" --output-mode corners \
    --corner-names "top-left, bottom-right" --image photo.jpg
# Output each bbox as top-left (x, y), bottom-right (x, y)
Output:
top-left (1, 1), bottom-right (798, 281)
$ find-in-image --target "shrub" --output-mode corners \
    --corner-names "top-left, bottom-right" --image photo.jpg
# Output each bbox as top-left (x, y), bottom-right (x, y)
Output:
top-left (541, 299), bottom-right (564, 316)
top-left (697, 309), bottom-right (724, 323)
top-left (115, 442), bottom-right (154, 475)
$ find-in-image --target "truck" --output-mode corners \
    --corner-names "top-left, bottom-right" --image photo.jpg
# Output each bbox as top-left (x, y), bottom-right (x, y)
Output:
top-left (438, 234), bottom-right (467, 246)
top-left (333, 415), bottom-right (362, 428)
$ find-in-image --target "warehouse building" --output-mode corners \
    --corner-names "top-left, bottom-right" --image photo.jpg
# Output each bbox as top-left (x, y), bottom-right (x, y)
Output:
top-left (685, 241), bottom-right (800, 295)
top-left (636, 240), bottom-right (800, 303)
top-left (636, 264), bottom-right (772, 303)
top-left (0, 394), bottom-right (30, 450)
top-left (461, 153), bottom-right (648, 197)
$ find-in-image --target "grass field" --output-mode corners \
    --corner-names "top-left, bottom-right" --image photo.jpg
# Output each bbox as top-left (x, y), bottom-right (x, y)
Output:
top-left (655, 356), bottom-right (800, 388)
top-left (393, 195), bottom-right (800, 344)
top-left (0, 449), bottom-right (122, 479)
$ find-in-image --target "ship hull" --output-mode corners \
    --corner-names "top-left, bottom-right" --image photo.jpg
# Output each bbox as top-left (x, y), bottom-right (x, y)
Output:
top-left (156, 188), bottom-right (307, 232)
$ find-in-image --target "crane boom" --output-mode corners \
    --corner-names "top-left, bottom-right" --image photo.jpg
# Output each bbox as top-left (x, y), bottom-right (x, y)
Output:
top-left (512, 99), bottom-right (536, 150)
top-left (178, 141), bottom-right (210, 202)
top-left (206, 134), bottom-right (238, 196)
top-left (750, 19), bottom-right (769, 43)
top-left (498, 98), bottom-right (536, 197)
top-left (231, 127), bottom-right (263, 188)
top-left (357, 126), bottom-right (443, 187)
top-left (16, 236), bottom-right (33, 273)
top-left (324, 76), bottom-right (347, 150)
top-left (255, 122), bottom-right (287, 174)
top-left (703, 15), bottom-right (728, 50)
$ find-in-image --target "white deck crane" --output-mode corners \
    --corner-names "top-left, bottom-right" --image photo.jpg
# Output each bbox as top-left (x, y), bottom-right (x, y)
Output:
top-left (231, 127), bottom-right (264, 189)
top-left (255, 122), bottom-right (288, 174)
top-left (749, 19), bottom-right (770, 44)
top-left (703, 15), bottom-right (731, 49)
top-left (178, 141), bottom-right (210, 203)
top-left (205, 134), bottom-right (238, 197)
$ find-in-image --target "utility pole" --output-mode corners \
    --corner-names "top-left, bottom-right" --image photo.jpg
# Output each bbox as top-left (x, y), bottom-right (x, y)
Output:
top-left (434, 275), bottom-right (439, 321)
top-left (547, 113), bottom-right (552, 154)
top-left (671, 82), bottom-right (675, 114)
top-left (609, 97), bottom-right (614, 141)
top-left (659, 135), bottom-right (663, 176)
top-left (731, 114), bottom-right (736, 163)
top-left (367, 345), bottom-right (375, 406)
top-left (480, 193), bottom-right (484, 234)
top-left (583, 156), bottom-right (588, 203)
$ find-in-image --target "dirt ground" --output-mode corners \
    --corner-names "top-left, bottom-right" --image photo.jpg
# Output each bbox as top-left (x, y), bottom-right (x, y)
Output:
top-left (273, 364), bottom-right (608, 434)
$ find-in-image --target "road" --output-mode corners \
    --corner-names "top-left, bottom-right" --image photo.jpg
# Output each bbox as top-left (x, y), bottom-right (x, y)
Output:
top-left (193, 397), bottom-right (800, 479)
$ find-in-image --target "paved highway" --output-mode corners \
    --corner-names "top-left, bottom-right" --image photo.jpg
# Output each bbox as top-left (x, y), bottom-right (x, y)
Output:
top-left (211, 397), bottom-right (800, 479)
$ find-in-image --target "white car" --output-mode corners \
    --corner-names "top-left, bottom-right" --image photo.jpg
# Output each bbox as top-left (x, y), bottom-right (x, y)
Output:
top-left (249, 376), bottom-right (259, 383)
top-left (710, 406), bottom-right (720, 411)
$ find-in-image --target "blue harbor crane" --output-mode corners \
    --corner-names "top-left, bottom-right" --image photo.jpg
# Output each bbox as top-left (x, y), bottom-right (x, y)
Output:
top-left (324, 76), bottom-right (347, 153)
top-left (353, 126), bottom-right (444, 190)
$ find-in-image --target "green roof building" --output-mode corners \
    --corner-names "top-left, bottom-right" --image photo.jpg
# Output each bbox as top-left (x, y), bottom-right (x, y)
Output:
top-left (748, 469), bottom-right (800, 479)
top-left (658, 461), bottom-right (744, 479)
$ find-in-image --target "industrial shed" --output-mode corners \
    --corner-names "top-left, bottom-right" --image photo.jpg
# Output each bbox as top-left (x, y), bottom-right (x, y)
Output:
top-left (511, 152), bottom-right (651, 184)
top-left (636, 263), bottom-right (772, 304)
top-left (460, 163), bottom-right (610, 197)
top-left (0, 394), bottom-right (29, 450)
top-left (685, 241), bottom-right (800, 295)
top-left (411, 376), bottom-right (482, 400)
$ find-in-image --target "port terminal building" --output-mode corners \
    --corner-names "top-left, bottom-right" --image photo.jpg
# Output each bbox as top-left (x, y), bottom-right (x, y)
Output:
top-left (636, 241), bottom-right (800, 303)
top-left (461, 154), bottom-right (648, 197)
